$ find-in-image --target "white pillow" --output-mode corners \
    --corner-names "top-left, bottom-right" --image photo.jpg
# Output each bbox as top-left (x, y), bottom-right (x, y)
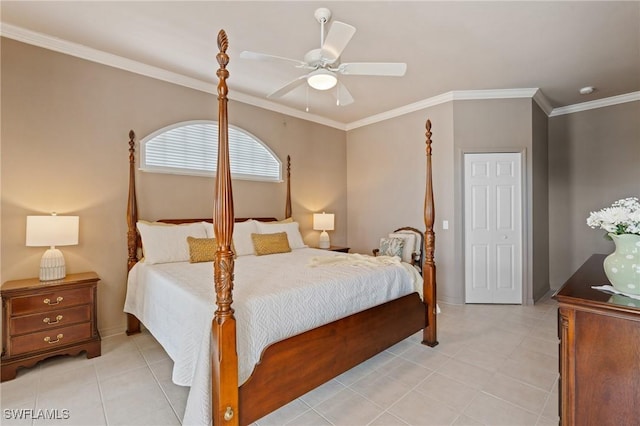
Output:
top-left (202, 221), bottom-right (214, 238)
top-left (233, 220), bottom-right (259, 256)
top-left (255, 221), bottom-right (306, 249)
top-left (137, 221), bottom-right (207, 264)
top-left (389, 232), bottom-right (416, 264)
top-left (396, 230), bottom-right (422, 253)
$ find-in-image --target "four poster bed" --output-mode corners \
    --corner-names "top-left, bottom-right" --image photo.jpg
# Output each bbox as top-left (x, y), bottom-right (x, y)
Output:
top-left (124, 30), bottom-right (438, 426)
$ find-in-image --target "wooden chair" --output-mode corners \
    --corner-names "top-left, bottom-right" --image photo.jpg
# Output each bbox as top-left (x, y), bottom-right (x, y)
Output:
top-left (373, 227), bottom-right (425, 275)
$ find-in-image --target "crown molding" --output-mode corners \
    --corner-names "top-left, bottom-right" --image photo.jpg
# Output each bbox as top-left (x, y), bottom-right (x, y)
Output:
top-left (549, 91), bottom-right (640, 117)
top-left (452, 88), bottom-right (539, 100)
top-left (532, 89), bottom-right (554, 116)
top-left (0, 23), bottom-right (347, 131)
top-left (230, 92), bottom-right (346, 130)
top-left (2, 23), bottom-right (637, 131)
top-left (346, 88), bottom-right (543, 130)
top-left (1, 23), bottom-right (220, 95)
top-left (345, 91), bottom-right (455, 130)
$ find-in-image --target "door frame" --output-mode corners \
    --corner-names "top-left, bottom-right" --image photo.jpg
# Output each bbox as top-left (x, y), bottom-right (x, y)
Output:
top-left (455, 148), bottom-right (529, 305)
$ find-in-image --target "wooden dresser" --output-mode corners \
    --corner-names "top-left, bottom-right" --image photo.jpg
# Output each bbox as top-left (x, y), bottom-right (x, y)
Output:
top-left (1, 272), bottom-right (101, 381)
top-left (554, 254), bottom-right (640, 425)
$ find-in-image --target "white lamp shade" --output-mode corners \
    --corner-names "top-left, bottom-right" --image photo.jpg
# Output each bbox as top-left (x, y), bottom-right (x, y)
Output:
top-left (307, 69), bottom-right (338, 91)
top-left (313, 213), bottom-right (335, 231)
top-left (26, 215), bottom-right (79, 247)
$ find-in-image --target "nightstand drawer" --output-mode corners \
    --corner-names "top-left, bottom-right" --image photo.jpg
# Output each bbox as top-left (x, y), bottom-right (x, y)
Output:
top-left (2, 272), bottom-right (101, 381)
top-left (10, 305), bottom-right (91, 335)
top-left (10, 322), bottom-right (92, 355)
top-left (11, 287), bottom-right (91, 315)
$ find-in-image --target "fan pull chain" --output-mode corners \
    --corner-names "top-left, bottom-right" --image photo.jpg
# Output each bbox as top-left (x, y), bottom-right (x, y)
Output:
top-left (305, 85), bottom-right (310, 112)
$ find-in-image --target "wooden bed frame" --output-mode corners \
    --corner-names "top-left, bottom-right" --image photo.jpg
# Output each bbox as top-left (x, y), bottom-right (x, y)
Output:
top-left (125, 30), bottom-right (437, 426)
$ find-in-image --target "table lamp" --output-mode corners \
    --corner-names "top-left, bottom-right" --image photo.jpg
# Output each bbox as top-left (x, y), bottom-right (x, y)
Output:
top-left (313, 212), bottom-right (335, 249)
top-left (26, 214), bottom-right (79, 281)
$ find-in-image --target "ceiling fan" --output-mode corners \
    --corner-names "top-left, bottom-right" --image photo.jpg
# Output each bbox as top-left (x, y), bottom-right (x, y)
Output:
top-left (240, 7), bottom-right (407, 107)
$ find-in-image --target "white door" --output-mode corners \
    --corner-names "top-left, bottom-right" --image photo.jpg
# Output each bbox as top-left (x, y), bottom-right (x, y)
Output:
top-left (464, 153), bottom-right (522, 304)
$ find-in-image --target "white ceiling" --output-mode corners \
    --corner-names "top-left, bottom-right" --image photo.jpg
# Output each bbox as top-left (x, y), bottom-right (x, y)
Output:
top-left (2, 1), bottom-right (639, 128)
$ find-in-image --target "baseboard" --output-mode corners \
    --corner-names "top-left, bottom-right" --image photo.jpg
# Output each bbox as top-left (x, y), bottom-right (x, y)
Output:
top-left (99, 325), bottom-right (126, 338)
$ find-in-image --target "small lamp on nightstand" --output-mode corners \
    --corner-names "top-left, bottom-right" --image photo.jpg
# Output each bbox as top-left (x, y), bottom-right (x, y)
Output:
top-left (26, 214), bottom-right (79, 281)
top-left (313, 212), bottom-right (334, 249)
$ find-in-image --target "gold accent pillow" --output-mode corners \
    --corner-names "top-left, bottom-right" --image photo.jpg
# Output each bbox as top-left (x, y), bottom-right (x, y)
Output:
top-left (251, 232), bottom-right (291, 256)
top-left (187, 237), bottom-right (216, 263)
top-left (187, 236), bottom-right (238, 262)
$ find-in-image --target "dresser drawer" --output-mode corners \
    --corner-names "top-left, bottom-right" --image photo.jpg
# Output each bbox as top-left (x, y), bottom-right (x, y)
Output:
top-left (2, 272), bottom-right (101, 381)
top-left (11, 287), bottom-right (91, 316)
top-left (10, 322), bottom-right (92, 356)
top-left (10, 305), bottom-right (91, 335)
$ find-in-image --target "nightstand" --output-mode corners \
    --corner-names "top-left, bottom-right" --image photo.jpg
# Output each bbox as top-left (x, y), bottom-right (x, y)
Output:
top-left (1, 272), bottom-right (101, 381)
top-left (326, 246), bottom-right (350, 253)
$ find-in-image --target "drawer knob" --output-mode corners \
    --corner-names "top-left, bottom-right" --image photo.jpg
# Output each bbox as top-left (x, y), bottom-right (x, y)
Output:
top-left (43, 315), bottom-right (63, 325)
top-left (43, 296), bottom-right (64, 306)
top-left (44, 334), bottom-right (63, 344)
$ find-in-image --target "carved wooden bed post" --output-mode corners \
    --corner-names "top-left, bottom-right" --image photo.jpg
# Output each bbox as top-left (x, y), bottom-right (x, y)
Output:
top-left (285, 155), bottom-right (292, 219)
top-left (126, 130), bottom-right (138, 272)
top-left (211, 30), bottom-right (240, 426)
top-left (126, 130), bottom-right (142, 335)
top-left (123, 33), bottom-right (437, 424)
top-left (423, 119), bottom-right (439, 347)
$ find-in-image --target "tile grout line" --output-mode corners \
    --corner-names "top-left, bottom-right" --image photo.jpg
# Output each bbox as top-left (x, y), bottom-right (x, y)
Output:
top-left (93, 362), bottom-right (110, 426)
top-left (5, 302), bottom-right (561, 426)
top-left (440, 346), bottom-right (557, 395)
top-left (139, 344), bottom-right (183, 425)
top-left (477, 389), bottom-right (546, 418)
top-left (280, 400), bottom-right (334, 426)
top-left (381, 373), bottom-right (442, 423)
top-left (429, 348), bottom-right (548, 423)
top-left (367, 410), bottom-right (410, 426)
top-left (31, 365), bottom-right (42, 426)
top-left (535, 376), bottom-right (560, 425)
top-left (391, 334), bottom-right (485, 421)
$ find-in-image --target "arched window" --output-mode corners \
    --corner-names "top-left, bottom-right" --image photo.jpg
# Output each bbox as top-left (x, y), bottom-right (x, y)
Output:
top-left (140, 120), bottom-right (282, 182)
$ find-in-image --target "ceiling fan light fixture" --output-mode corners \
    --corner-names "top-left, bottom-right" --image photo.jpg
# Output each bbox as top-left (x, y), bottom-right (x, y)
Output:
top-left (307, 69), bottom-right (337, 90)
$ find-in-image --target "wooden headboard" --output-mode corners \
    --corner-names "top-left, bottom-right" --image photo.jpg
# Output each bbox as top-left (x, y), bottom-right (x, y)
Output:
top-left (125, 133), bottom-right (293, 272)
top-left (157, 218), bottom-right (278, 225)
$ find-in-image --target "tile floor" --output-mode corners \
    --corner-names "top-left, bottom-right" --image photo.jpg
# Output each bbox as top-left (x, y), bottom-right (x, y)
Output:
top-left (1, 298), bottom-right (560, 426)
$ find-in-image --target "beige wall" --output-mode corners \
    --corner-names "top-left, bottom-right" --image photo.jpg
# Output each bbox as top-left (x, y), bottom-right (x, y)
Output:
top-left (548, 101), bottom-right (640, 289)
top-left (3, 35), bottom-right (638, 331)
top-left (346, 103), bottom-right (456, 301)
top-left (348, 98), bottom-right (551, 305)
top-left (349, 98), bottom-right (639, 301)
top-left (452, 99), bottom-right (549, 304)
top-left (1, 38), bottom-right (347, 336)
top-left (531, 103), bottom-right (550, 301)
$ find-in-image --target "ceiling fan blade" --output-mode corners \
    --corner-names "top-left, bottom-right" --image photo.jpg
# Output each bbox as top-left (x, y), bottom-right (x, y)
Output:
top-left (334, 81), bottom-right (354, 106)
top-left (321, 21), bottom-right (356, 64)
top-left (337, 62), bottom-right (407, 76)
top-left (267, 75), bottom-right (308, 98)
top-left (240, 51), bottom-right (307, 67)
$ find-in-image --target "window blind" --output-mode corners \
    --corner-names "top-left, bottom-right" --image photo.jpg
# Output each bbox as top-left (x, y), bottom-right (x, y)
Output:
top-left (141, 121), bottom-right (281, 182)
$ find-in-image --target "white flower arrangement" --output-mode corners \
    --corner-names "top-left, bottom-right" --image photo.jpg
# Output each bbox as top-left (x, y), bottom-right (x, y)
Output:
top-left (587, 197), bottom-right (640, 236)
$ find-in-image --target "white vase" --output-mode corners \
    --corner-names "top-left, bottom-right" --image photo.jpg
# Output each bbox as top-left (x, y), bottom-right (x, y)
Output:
top-left (603, 233), bottom-right (640, 295)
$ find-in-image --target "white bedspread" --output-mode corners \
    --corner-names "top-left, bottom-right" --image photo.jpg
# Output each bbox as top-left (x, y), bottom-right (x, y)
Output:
top-left (124, 248), bottom-right (421, 425)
